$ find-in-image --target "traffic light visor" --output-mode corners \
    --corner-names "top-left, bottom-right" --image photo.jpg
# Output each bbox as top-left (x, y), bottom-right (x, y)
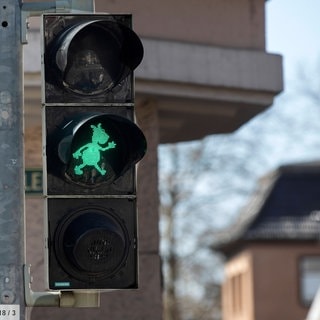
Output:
top-left (46, 18), bottom-right (144, 95)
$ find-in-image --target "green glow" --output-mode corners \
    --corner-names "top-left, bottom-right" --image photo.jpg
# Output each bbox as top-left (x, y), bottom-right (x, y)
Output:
top-left (72, 123), bottom-right (116, 176)
top-left (55, 282), bottom-right (71, 288)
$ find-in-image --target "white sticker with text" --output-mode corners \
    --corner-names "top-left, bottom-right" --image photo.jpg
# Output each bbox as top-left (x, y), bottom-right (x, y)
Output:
top-left (0, 305), bottom-right (19, 320)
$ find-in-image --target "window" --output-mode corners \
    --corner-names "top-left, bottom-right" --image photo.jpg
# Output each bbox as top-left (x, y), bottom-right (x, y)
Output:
top-left (300, 256), bottom-right (320, 306)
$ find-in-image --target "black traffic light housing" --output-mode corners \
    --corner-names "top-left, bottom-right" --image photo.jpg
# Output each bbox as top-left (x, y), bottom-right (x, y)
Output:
top-left (42, 14), bottom-right (145, 290)
top-left (47, 198), bottom-right (137, 289)
top-left (43, 14), bottom-right (143, 103)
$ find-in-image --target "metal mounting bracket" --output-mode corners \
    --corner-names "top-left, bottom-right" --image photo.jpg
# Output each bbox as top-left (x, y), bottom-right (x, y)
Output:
top-left (23, 265), bottom-right (100, 308)
top-left (20, 0), bottom-right (95, 44)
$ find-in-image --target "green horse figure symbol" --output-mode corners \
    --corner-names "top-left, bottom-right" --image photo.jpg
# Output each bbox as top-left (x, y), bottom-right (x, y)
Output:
top-left (72, 123), bottom-right (116, 176)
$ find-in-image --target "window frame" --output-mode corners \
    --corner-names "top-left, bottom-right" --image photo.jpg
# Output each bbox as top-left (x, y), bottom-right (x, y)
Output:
top-left (299, 255), bottom-right (320, 307)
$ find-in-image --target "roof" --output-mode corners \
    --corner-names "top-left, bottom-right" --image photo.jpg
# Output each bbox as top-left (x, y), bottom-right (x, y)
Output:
top-left (212, 162), bottom-right (320, 255)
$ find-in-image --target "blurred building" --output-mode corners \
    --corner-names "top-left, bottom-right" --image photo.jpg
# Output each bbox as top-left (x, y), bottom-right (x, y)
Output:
top-left (213, 163), bottom-right (320, 320)
top-left (24, 0), bottom-right (282, 319)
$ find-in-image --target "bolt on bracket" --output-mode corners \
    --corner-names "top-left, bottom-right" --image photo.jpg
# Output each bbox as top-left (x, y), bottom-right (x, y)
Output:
top-left (20, 0), bottom-right (95, 44)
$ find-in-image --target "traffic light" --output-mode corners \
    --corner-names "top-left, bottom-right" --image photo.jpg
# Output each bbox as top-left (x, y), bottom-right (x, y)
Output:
top-left (41, 14), bottom-right (146, 290)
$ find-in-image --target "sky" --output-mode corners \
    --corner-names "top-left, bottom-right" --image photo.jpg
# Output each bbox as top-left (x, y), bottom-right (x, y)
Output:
top-left (266, 0), bottom-right (320, 84)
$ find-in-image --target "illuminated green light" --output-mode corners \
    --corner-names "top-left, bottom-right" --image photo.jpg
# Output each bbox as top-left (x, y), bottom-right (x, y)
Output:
top-left (72, 123), bottom-right (116, 176)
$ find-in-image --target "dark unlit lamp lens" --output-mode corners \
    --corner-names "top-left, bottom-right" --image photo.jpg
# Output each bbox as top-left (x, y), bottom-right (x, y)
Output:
top-left (63, 49), bottom-right (114, 95)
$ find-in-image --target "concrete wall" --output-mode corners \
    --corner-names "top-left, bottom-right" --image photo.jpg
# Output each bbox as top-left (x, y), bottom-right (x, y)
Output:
top-left (24, 0), bottom-right (282, 143)
top-left (96, 0), bottom-right (266, 49)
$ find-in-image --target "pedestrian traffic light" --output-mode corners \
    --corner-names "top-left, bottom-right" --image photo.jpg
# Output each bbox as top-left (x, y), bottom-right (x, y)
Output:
top-left (41, 14), bottom-right (145, 290)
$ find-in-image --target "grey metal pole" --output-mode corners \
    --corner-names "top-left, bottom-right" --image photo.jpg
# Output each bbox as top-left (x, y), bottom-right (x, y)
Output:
top-left (0, 1), bottom-right (25, 320)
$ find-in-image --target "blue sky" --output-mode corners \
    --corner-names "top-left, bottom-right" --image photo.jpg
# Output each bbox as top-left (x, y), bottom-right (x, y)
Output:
top-left (264, 0), bottom-right (320, 165)
top-left (266, 0), bottom-right (320, 83)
